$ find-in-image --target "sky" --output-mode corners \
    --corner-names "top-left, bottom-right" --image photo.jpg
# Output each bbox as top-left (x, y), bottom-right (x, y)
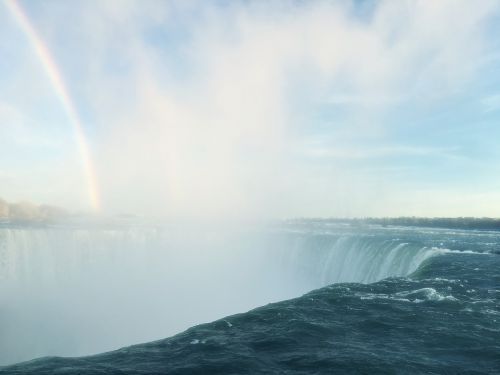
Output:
top-left (1, 0), bottom-right (500, 218)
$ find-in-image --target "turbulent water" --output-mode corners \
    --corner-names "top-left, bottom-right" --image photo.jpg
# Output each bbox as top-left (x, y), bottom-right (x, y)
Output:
top-left (0, 221), bottom-right (499, 374)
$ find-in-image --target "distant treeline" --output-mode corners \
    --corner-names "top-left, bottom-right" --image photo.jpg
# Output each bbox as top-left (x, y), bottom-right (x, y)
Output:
top-left (363, 217), bottom-right (500, 231)
top-left (0, 198), bottom-right (67, 223)
top-left (295, 217), bottom-right (500, 231)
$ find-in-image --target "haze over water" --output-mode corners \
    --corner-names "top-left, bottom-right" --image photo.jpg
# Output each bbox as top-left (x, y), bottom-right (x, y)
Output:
top-left (1, 1), bottom-right (500, 374)
top-left (1, 0), bottom-right (500, 218)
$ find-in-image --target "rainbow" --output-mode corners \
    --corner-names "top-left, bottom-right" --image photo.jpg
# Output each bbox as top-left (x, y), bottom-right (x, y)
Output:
top-left (5, 0), bottom-right (100, 212)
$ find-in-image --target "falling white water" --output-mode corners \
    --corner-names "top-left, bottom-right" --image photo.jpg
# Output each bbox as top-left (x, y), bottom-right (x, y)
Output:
top-left (0, 224), bottom-right (439, 365)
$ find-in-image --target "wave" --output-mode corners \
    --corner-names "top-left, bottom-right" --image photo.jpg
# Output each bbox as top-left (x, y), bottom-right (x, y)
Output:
top-left (357, 287), bottom-right (459, 303)
top-left (3, 250), bottom-right (498, 375)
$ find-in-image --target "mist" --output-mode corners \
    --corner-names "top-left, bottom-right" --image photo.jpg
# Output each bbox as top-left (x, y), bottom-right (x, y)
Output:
top-left (0, 219), bottom-right (439, 365)
top-left (2, 0), bottom-right (500, 368)
top-left (0, 224), bottom-right (287, 364)
top-left (2, 0), bottom-right (500, 217)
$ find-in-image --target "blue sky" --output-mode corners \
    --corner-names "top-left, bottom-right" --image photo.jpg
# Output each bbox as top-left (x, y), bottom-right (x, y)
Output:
top-left (1, 0), bottom-right (500, 218)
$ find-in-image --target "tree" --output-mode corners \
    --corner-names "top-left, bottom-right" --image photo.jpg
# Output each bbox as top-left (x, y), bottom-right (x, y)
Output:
top-left (0, 198), bottom-right (9, 218)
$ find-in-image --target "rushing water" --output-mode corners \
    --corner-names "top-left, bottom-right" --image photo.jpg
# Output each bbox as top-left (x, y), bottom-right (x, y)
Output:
top-left (0, 221), bottom-right (499, 373)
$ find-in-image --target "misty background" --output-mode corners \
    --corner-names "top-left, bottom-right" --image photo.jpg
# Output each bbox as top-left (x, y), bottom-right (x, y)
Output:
top-left (1, 0), bottom-right (500, 219)
top-left (2, 0), bottom-right (500, 368)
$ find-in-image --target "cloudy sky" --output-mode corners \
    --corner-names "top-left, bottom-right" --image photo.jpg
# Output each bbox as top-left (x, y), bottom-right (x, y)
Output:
top-left (1, 0), bottom-right (500, 218)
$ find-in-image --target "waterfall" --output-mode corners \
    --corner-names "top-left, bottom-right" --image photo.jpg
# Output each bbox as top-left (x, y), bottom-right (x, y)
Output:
top-left (0, 224), bottom-right (439, 365)
top-left (276, 233), bottom-right (439, 289)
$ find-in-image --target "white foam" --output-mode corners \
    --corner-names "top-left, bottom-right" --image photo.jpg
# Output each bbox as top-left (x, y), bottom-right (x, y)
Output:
top-left (397, 288), bottom-right (458, 302)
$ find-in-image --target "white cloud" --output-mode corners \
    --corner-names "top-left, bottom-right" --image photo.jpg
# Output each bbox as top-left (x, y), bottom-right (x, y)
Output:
top-left (2, 0), bottom-right (499, 217)
top-left (304, 144), bottom-right (460, 160)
